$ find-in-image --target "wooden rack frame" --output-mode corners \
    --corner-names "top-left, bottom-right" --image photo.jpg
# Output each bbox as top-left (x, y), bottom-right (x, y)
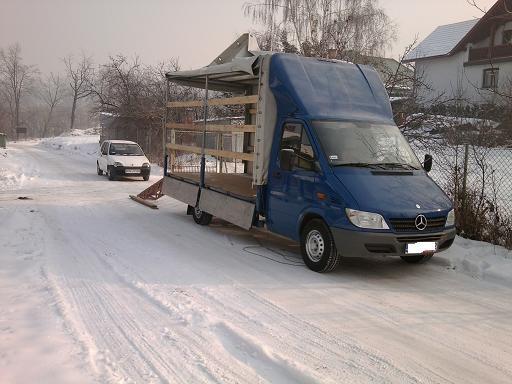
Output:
top-left (166, 143), bottom-right (254, 162)
top-left (165, 93), bottom-right (258, 174)
top-left (166, 123), bottom-right (256, 133)
top-left (167, 95), bottom-right (258, 108)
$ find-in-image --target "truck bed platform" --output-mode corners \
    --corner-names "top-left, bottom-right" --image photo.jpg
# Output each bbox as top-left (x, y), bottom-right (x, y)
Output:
top-left (168, 172), bottom-right (257, 202)
top-left (162, 173), bottom-right (257, 229)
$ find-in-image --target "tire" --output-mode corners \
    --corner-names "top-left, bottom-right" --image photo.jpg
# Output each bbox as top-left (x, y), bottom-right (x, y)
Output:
top-left (400, 254), bottom-right (433, 264)
top-left (300, 219), bottom-right (341, 273)
top-left (143, 175), bottom-right (149, 181)
top-left (97, 162), bottom-right (103, 175)
top-left (192, 206), bottom-right (212, 226)
top-left (107, 167), bottom-right (115, 181)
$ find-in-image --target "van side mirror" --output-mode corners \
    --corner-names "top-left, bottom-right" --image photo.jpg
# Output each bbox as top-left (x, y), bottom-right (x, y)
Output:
top-left (280, 148), bottom-right (296, 171)
top-left (423, 154), bottom-right (433, 173)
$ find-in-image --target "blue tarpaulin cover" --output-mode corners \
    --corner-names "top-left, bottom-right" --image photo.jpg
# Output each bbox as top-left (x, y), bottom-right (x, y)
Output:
top-left (269, 54), bottom-right (394, 124)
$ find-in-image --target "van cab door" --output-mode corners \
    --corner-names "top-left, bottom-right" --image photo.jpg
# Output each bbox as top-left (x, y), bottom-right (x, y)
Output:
top-left (268, 122), bottom-right (318, 240)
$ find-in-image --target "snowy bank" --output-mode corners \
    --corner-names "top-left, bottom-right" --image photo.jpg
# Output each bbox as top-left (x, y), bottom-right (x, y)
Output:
top-left (0, 147), bottom-right (33, 191)
top-left (441, 237), bottom-right (512, 287)
top-left (40, 132), bottom-right (101, 159)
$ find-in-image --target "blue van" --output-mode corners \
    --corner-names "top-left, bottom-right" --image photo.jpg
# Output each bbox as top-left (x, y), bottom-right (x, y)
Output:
top-left (160, 34), bottom-right (456, 273)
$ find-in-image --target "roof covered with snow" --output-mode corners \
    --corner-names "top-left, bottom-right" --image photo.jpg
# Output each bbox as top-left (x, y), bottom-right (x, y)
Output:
top-left (404, 19), bottom-right (479, 62)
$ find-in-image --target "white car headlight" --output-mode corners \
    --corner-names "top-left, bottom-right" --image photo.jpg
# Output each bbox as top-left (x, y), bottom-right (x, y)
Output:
top-left (346, 208), bottom-right (390, 230)
top-left (114, 162), bottom-right (123, 167)
top-left (446, 209), bottom-right (455, 227)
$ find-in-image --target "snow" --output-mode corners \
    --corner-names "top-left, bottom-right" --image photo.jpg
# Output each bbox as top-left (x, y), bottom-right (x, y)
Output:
top-left (404, 19), bottom-right (479, 62)
top-left (1, 131), bottom-right (512, 383)
top-left (406, 114), bottom-right (499, 136)
top-left (446, 237), bottom-right (512, 288)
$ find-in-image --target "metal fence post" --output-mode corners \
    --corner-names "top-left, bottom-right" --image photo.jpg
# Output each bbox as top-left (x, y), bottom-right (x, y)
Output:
top-left (163, 80), bottom-right (169, 164)
top-left (200, 76), bottom-right (209, 188)
top-left (462, 143), bottom-right (470, 212)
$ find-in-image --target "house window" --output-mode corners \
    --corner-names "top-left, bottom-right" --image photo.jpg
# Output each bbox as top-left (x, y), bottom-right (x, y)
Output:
top-left (482, 68), bottom-right (499, 89)
top-left (503, 30), bottom-right (512, 45)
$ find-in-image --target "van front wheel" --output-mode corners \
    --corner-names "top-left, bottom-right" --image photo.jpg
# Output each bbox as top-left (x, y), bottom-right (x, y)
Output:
top-left (300, 219), bottom-right (341, 273)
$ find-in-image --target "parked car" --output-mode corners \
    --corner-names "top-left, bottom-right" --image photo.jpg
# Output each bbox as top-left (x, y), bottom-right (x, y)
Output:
top-left (97, 140), bottom-right (151, 181)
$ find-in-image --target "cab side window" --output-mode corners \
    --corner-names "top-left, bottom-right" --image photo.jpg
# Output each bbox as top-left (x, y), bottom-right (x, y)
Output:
top-left (280, 123), bottom-right (315, 171)
top-left (101, 142), bottom-right (108, 155)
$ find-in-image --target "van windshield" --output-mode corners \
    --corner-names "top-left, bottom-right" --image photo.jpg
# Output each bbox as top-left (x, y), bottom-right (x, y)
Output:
top-left (312, 121), bottom-right (421, 170)
top-left (109, 143), bottom-right (144, 156)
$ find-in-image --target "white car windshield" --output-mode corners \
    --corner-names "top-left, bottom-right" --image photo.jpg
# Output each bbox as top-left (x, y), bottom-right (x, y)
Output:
top-left (109, 143), bottom-right (144, 156)
top-left (312, 121), bottom-right (421, 170)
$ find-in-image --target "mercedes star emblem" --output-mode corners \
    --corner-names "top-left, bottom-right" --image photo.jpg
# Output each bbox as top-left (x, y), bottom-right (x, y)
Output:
top-left (415, 215), bottom-right (428, 231)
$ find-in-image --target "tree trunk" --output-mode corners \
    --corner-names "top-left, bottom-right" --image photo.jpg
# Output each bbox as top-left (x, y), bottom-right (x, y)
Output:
top-left (14, 101), bottom-right (20, 139)
top-left (42, 105), bottom-right (55, 138)
top-left (70, 95), bottom-right (77, 131)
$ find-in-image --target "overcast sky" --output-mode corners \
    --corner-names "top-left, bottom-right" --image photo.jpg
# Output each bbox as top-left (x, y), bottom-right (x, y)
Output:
top-left (0, 0), bottom-right (498, 74)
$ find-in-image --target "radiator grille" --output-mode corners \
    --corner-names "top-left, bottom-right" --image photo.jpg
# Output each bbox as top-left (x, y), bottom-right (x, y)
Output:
top-left (389, 216), bottom-right (447, 233)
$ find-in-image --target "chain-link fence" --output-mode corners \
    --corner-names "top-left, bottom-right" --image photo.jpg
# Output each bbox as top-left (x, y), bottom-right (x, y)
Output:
top-left (411, 130), bottom-right (512, 249)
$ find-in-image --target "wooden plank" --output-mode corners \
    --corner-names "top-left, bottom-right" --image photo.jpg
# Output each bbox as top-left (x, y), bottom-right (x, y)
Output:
top-left (167, 143), bottom-right (254, 161)
top-left (248, 108), bottom-right (257, 115)
top-left (129, 195), bottom-right (158, 209)
top-left (166, 123), bottom-right (256, 133)
top-left (167, 95), bottom-right (258, 108)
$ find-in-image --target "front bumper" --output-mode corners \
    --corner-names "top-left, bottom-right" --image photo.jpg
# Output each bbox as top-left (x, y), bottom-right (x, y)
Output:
top-left (331, 227), bottom-right (456, 257)
top-left (110, 165), bottom-right (150, 177)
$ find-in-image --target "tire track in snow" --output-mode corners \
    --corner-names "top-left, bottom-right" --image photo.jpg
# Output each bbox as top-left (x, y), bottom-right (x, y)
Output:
top-left (96, 246), bottom-right (420, 384)
top-left (41, 216), bottom-right (257, 383)
top-left (17, 143), bottom-right (243, 383)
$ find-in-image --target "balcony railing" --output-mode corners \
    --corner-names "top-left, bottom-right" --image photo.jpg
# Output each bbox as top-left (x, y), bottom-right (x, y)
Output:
top-left (468, 44), bottom-right (512, 62)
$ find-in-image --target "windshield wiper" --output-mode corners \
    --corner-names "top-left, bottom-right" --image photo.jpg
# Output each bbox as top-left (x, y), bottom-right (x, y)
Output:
top-left (334, 162), bottom-right (385, 169)
top-left (378, 163), bottom-right (420, 170)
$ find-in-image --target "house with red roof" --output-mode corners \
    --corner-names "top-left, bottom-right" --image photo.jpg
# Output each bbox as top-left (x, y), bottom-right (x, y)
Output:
top-left (404, 0), bottom-right (512, 105)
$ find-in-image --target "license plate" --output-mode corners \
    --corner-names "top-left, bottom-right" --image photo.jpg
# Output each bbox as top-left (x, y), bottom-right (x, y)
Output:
top-left (406, 242), bottom-right (437, 255)
top-left (125, 169), bottom-right (140, 174)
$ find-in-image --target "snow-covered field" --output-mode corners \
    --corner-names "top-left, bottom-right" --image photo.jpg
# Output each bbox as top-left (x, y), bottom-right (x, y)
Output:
top-left (1, 133), bottom-right (512, 383)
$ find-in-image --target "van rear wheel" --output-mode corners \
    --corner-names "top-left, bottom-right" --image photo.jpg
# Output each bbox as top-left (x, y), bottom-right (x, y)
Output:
top-left (192, 206), bottom-right (212, 226)
top-left (300, 219), bottom-right (341, 273)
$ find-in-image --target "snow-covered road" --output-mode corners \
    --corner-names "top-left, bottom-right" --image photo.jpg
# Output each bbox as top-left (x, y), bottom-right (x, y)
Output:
top-left (1, 138), bottom-right (512, 384)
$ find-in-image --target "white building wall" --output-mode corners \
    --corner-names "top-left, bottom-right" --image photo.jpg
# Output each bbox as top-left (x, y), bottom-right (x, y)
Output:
top-left (415, 53), bottom-right (470, 104)
top-left (416, 52), bottom-right (512, 105)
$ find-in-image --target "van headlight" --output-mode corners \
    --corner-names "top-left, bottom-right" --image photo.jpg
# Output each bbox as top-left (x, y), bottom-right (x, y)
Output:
top-left (142, 163), bottom-right (150, 168)
top-left (114, 162), bottom-right (123, 167)
top-left (446, 209), bottom-right (455, 227)
top-left (346, 208), bottom-right (389, 230)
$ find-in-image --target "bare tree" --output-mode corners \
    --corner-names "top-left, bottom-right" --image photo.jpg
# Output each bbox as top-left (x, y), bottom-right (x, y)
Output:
top-left (89, 55), bottom-right (186, 120)
top-left (63, 54), bottom-right (94, 131)
top-left (39, 73), bottom-right (64, 137)
top-left (244, 0), bottom-right (396, 60)
top-left (0, 43), bottom-right (37, 137)
top-left (466, 0), bottom-right (488, 13)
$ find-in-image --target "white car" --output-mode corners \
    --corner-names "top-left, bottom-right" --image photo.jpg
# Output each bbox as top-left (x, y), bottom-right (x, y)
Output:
top-left (97, 140), bottom-right (151, 181)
